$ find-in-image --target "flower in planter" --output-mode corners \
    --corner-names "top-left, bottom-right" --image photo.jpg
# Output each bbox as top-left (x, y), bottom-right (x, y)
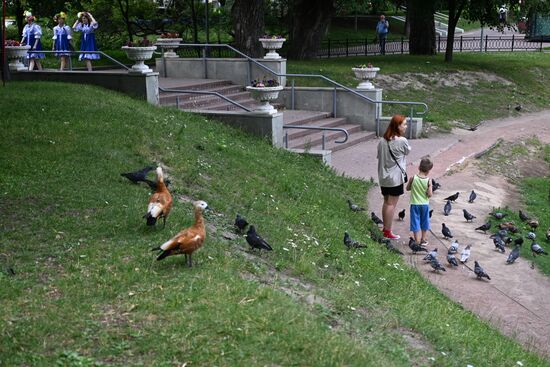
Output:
top-left (251, 78), bottom-right (280, 87)
top-left (262, 34), bottom-right (284, 39)
top-left (160, 32), bottom-right (180, 38)
top-left (355, 63), bottom-right (374, 69)
top-left (125, 37), bottom-right (153, 47)
top-left (5, 40), bottom-right (21, 46)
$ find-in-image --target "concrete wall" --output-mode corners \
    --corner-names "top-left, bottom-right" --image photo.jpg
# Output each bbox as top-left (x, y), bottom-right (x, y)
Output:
top-left (196, 110), bottom-right (284, 147)
top-left (277, 87), bottom-right (382, 127)
top-left (10, 70), bottom-right (159, 105)
top-left (156, 58), bottom-right (286, 87)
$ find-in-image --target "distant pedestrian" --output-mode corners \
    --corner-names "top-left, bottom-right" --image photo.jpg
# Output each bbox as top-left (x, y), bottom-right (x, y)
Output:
top-left (376, 14), bottom-right (389, 55)
top-left (73, 11), bottom-right (100, 71)
top-left (52, 12), bottom-right (72, 71)
top-left (377, 115), bottom-right (411, 240)
top-left (21, 11), bottom-right (44, 71)
top-left (406, 158), bottom-right (433, 246)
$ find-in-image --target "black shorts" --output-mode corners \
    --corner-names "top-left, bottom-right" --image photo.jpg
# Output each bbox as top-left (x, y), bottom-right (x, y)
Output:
top-left (381, 184), bottom-right (404, 197)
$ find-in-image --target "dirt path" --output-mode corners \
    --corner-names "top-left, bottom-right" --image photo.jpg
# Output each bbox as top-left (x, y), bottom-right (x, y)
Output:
top-left (361, 111), bottom-right (550, 358)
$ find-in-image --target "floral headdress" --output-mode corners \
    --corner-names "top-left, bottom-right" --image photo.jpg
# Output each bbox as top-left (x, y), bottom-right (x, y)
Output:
top-left (23, 10), bottom-right (36, 21)
top-left (54, 12), bottom-right (67, 21)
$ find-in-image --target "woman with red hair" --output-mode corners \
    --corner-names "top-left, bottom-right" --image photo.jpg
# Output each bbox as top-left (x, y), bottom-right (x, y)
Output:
top-left (376, 115), bottom-right (411, 239)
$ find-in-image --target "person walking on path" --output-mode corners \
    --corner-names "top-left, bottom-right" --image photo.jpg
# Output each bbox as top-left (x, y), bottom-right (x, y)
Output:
top-left (21, 12), bottom-right (44, 71)
top-left (377, 115), bottom-right (411, 240)
top-left (52, 12), bottom-right (72, 71)
top-left (376, 14), bottom-right (389, 55)
top-left (406, 157), bottom-right (433, 245)
top-left (73, 11), bottom-right (100, 71)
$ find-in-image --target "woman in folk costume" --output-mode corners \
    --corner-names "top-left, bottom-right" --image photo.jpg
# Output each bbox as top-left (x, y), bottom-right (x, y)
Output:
top-left (52, 12), bottom-right (72, 71)
top-left (72, 11), bottom-right (100, 71)
top-left (20, 11), bottom-right (44, 70)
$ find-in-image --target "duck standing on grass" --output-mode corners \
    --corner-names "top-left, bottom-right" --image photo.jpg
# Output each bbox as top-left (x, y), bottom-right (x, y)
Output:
top-left (152, 201), bottom-right (209, 267)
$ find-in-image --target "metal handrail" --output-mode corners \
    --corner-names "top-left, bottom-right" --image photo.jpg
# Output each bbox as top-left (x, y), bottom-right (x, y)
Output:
top-left (158, 87), bottom-right (252, 112)
top-left (163, 43), bottom-right (428, 114)
top-left (283, 125), bottom-right (349, 150)
top-left (24, 50), bottom-right (130, 70)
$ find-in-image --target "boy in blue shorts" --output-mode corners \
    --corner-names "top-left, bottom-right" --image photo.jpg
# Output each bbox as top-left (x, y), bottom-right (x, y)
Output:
top-left (406, 158), bottom-right (433, 245)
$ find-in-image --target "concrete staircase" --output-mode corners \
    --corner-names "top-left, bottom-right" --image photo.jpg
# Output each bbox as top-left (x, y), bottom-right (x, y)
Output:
top-left (159, 78), bottom-right (376, 151)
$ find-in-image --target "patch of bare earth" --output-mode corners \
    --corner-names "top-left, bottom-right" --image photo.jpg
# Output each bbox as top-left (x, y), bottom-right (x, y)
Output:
top-left (376, 71), bottom-right (513, 91)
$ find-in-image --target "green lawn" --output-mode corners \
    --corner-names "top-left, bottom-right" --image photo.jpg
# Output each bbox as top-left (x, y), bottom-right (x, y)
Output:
top-left (287, 52), bottom-right (550, 129)
top-left (1, 82), bottom-right (549, 366)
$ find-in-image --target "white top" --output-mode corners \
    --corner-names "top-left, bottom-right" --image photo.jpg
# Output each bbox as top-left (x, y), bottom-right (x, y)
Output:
top-left (377, 136), bottom-right (411, 187)
top-left (52, 25), bottom-right (72, 39)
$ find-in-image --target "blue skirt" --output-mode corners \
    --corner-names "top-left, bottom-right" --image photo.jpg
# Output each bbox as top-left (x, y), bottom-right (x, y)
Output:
top-left (54, 34), bottom-right (71, 57)
top-left (24, 35), bottom-right (45, 59)
top-left (79, 33), bottom-right (100, 60)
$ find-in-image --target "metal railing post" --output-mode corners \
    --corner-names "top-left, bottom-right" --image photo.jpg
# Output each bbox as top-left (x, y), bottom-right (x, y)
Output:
top-left (460, 36), bottom-right (463, 52)
top-left (333, 87), bottom-right (337, 117)
top-left (247, 59), bottom-right (251, 85)
top-left (291, 79), bottom-right (295, 110)
top-left (176, 96), bottom-right (180, 109)
top-left (540, 37), bottom-right (544, 52)
top-left (511, 34), bottom-right (515, 52)
top-left (409, 107), bottom-right (414, 139)
top-left (284, 131), bottom-right (288, 148)
top-left (437, 35), bottom-right (441, 53)
top-left (485, 35), bottom-right (488, 52)
top-left (401, 37), bottom-right (404, 54)
top-left (162, 47), bottom-right (167, 77)
top-left (322, 133), bottom-right (326, 150)
top-left (202, 47), bottom-right (208, 78)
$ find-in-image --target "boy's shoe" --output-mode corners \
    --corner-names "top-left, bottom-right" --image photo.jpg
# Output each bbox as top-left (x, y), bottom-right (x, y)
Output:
top-left (420, 240), bottom-right (429, 246)
top-left (383, 229), bottom-right (400, 240)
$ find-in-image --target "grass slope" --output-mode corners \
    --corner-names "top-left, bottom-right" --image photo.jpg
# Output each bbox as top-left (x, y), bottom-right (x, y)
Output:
top-left (1, 82), bottom-right (549, 366)
top-left (287, 53), bottom-right (550, 129)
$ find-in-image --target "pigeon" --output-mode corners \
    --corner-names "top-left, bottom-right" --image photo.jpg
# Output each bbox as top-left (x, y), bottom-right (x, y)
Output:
top-left (344, 232), bottom-right (366, 249)
top-left (475, 222), bottom-right (491, 233)
top-left (474, 261), bottom-right (491, 280)
top-left (449, 239), bottom-right (459, 254)
top-left (447, 251), bottom-right (459, 267)
top-left (408, 237), bottom-right (428, 254)
top-left (463, 209), bottom-right (476, 222)
top-left (245, 226), bottom-right (273, 252)
top-left (430, 258), bottom-right (446, 272)
top-left (429, 209), bottom-right (433, 218)
top-left (431, 179), bottom-right (441, 192)
top-left (385, 241), bottom-right (404, 255)
top-left (519, 210), bottom-right (530, 222)
top-left (514, 104), bottom-right (522, 111)
top-left (528, 219), bottom-right (539, 230)
top-left (468, 190), bottom-right (477, 203)
top-left (460, 245), bottom-right (471, 263)
top-left (527, 232), bottom-right (536, 240)
top-left (490, 212), bottom-right (507, 220)
top-left (442, 223), bottom-right (453, 239)
top-left (121, 165), bottom-right (155, 184)
top-left (531, 241), bottom-right (548, 257)
top-left (398, 209), bottom-right (406, 221)
top-left (514, 237), bottom-right (524, 246)
top-left (371, 212), bottom-right (384, 225)
top-left (506, 245), bottom-right (521, 264)
top-left (443, 200), bottom-right (452, 216)
top-left (423, 248), bottom-right (438, 262)
top-left (493, 236), bottom-right (506, 253)
top-left (348, 199), bottom-right (366, 212)
top-left (444, 192), bottom-right (459, 202)
top-left (234, 214), bottom-right (249, 233)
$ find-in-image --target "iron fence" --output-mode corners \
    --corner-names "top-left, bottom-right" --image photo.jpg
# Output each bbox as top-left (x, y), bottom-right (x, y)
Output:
top-left (318, 35), bottom-right (546, 58)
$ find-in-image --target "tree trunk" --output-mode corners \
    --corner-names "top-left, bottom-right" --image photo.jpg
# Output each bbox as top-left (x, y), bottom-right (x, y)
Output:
top-left (444, 0), bottom-right (467, 62)
top-left (231, 0), bottom-right (264, 57)
top-left (409, 0), bottom-right (436, 55)
top-left (404, 0), bottom-right (410, 37)
top-left (117, 0), bottom-right (133, 42)
top-left (287, 0), bottom-right (334, 60)
top-left (15, 0), bottom-right (23, 38)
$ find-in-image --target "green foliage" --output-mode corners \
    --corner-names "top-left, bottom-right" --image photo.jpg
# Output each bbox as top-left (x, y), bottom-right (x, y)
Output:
top-left (0, 82), bottom-right (549, 366)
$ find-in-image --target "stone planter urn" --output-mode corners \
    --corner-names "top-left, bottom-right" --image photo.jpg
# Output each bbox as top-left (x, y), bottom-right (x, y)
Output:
top-left (352, 66), bottom-right (380, 90)
top-left (246, 85), bottom-right (284, 114)
top-left (259, 38), bottom-right (286, 59)
top-left (155, 38), bottom-right (182, 58)
top-left (6, 45), bottom-right (31, 71)
top-left (121, 46), bottom-right (157, 73)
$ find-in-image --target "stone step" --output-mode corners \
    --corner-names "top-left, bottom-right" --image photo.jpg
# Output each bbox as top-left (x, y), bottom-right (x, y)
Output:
top-left (283, 110), bottom-right (333, 126)
top-left (158, 78), bottom-right (234, 90)
top-left (329, 131), bottom-right (376, 152)
top-left (284, 117), bottom-right (349, 139)
top-left (159, 84), bottom-right (245, 104)
top-left (169, 91), bottom-right (252, 109)
top-left (286, 124), bottom-right (364, 149)
top-left (184, 98), bottom-right (260, 112)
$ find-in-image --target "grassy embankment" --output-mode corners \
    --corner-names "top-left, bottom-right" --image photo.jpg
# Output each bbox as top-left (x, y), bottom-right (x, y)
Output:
top-left (287, 52), bottom-right (550, 130)
top-left (1, 82), bottom-right (549, 366)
